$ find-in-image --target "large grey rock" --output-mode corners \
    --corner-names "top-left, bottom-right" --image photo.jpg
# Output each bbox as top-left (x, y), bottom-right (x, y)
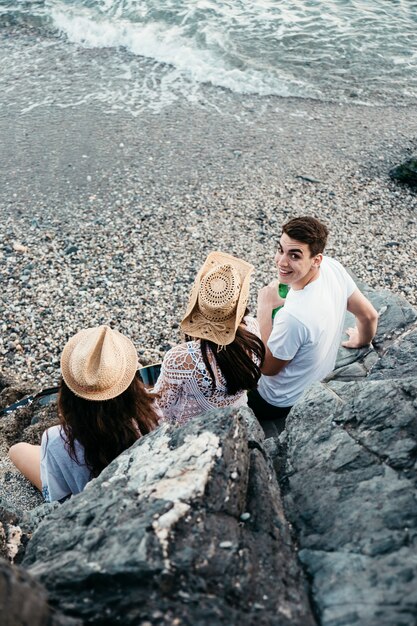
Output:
top-left (281, 378), bottom-right (417, 625)
top-left (329, 288), bottom-right (417, 383)
top-left (23, 408), bottom-right (316, 626)
top-left (369, 327), bottom-right (417, 380)
top-left (389, 154), bottom-right (417, 187)
top-left (277, 285), bottom-right (417, 626)
top-left (0, 558), bottom-right (79, 626)
top-left (363, 288), bottom-right (417, 352)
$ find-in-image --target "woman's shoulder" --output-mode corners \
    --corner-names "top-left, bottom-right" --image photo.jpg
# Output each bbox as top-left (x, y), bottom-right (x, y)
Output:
top-left (242, 315), bottom-right (260, 337)
top-left (163, 341), bottom-right (200, 365)
top-left (162, 341), bottom-right (201, 372)
top-left (42, 424), bottom-right (62, 439)
top-left (41, 425), bottom-right (66, 450)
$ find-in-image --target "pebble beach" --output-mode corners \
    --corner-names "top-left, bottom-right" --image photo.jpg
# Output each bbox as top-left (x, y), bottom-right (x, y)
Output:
top-left (1, 95), bottom-right (417, 389)
top-left (1, 92), bottom-right (417, 509)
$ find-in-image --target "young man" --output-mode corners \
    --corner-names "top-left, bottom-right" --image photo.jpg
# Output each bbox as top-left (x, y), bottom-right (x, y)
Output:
top-left (248, 216), bottom-right (378, 430)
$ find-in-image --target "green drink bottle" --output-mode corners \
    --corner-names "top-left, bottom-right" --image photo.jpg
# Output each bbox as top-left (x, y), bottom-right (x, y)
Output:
top-left (272, 283), bottom-right (289, 319)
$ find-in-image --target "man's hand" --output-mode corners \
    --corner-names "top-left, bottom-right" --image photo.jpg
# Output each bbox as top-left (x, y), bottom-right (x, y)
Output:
top-left (342, 326), bottom-right (370, 349)
top-left (257, 280), bottom-right (285, 314)
top-left (256, 280), bottom-right (290, 376)
top-left (345, 289), bottom-right (378, 348)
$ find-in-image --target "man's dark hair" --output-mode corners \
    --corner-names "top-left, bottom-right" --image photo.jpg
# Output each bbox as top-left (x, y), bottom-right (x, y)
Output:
top-left (282, 216), bottom-right (329, 256)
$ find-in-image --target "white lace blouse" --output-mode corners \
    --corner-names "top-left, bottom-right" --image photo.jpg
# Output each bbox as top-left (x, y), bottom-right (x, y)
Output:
top-left (152, 316), bottom-right (261, 425)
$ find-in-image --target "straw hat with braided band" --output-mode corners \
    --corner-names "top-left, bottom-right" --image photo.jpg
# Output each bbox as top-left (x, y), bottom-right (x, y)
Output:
top-left (61, 325), bottom-right (138, 401)
top-left (181, 251), bottom-right (254, 346)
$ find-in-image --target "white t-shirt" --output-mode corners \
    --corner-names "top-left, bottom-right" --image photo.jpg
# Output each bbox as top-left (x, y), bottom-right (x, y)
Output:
top-left (40, 425), bottom-right (92, 502)
top-left (258, 256), bottom-right (356, 407)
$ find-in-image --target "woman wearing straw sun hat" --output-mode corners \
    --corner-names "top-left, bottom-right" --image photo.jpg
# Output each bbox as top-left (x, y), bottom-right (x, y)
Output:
top-left (9, 325), bottom-right (160, 502)
top-left (152, 251), bottom-right (265, 425)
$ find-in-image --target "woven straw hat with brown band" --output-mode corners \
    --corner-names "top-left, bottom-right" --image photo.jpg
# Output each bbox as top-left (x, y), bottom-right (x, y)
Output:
top-left (61, 325), bottom-right (138, 401)
top-left (181, 251), bottom-right (254, 346)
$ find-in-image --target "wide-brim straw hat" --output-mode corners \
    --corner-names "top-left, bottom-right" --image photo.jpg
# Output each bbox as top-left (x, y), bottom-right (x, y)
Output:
top-left (181, 251), bottom-right (254, 346)
top-left (61, 325), bottom-right (138, 401)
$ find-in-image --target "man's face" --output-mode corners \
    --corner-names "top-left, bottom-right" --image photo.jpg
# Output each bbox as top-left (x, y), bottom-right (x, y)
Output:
top-left (274, 233), bottom-right (322, 290)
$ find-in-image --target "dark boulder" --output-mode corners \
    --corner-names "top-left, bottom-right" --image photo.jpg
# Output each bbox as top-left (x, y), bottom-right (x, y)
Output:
top-left (326, 286), bottom-right (417, 383)
top-left (0, 374), bottom-right (32, 414)
top-left (279, 286), bottom-right (417, 626)
top-left (23, 408), bottom-right (316, 626)
top-left (389, 154), bottom-right (417, 187)
top-left (368, 327), bottom-right (417, 380)
top-left (0, 557), bottom-right (79, 626)
top-left (0, 499), bottom-right (30, 564)
top-left (5, 279), bottom-right (417, 626)
top-left (0, 374), bottom-right (59, 454)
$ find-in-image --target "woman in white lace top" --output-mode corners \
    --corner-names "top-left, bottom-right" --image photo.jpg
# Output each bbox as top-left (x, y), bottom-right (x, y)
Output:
top-left (153, 251), bottom-right (265, 425)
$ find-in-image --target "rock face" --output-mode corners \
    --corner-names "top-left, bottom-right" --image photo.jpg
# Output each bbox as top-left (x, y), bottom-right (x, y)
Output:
top-left (0, 374), bottom-right (32, 410)
top-left (389, 153), bottom-right (417, 187)
top-left (0, 500), bottom-right (31, 564)
top-left (279, 286), bottom-right (417, 626)
top-left (23, 409), bottom-right (316, 626)
top-left (0, 557), bottom-right (80, 626)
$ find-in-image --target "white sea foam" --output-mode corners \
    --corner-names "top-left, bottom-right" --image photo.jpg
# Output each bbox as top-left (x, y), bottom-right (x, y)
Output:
top-left (49, 5), bottom-right (314, 98)
top-left (1, 0), bottom-right (416, 114)
top-left (44, 0), bottom-right (417, 104)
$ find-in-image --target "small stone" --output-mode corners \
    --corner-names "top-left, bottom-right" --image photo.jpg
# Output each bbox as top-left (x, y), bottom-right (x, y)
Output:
top-left (12, 242), bottom-right (28, 253)
top-left (65, 245), bottom-right (78, 255)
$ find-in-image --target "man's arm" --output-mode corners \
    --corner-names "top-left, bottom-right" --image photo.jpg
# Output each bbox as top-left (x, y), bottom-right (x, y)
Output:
top-left (257, 280), bottom-right (291, 375)
top-left (342, 289), bottom-right (378, 349)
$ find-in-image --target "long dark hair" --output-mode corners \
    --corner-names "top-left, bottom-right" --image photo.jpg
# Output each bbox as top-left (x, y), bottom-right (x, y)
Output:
top-left (58, 375), bottom-right (159, 477)
top-left (187, 315), bottom-right (265, 396)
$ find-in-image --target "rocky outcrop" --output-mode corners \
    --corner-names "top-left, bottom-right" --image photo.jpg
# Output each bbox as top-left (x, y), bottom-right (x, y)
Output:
top-left (0, 374), bottom-right (31, 409)
top-left (389, 153), bottom-right (417, 187)
top-left (2, 283), bottom-right (417, 625)
top-left (22, 409), bottom-right (316, 626)
top-left (0, 499), bottom-right (31, 564)
top-left (277, 286), bottom-right (417, 626)
top-left (0, 557), bottom-right (80, 626)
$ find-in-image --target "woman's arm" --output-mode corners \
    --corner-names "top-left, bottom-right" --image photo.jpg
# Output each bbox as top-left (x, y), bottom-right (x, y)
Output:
top-left (8, 442), bottom-right (42, 491)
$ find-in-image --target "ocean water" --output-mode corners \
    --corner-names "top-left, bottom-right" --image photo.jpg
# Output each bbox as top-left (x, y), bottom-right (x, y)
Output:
top-left (1, 0), bottom-right (417, 115)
